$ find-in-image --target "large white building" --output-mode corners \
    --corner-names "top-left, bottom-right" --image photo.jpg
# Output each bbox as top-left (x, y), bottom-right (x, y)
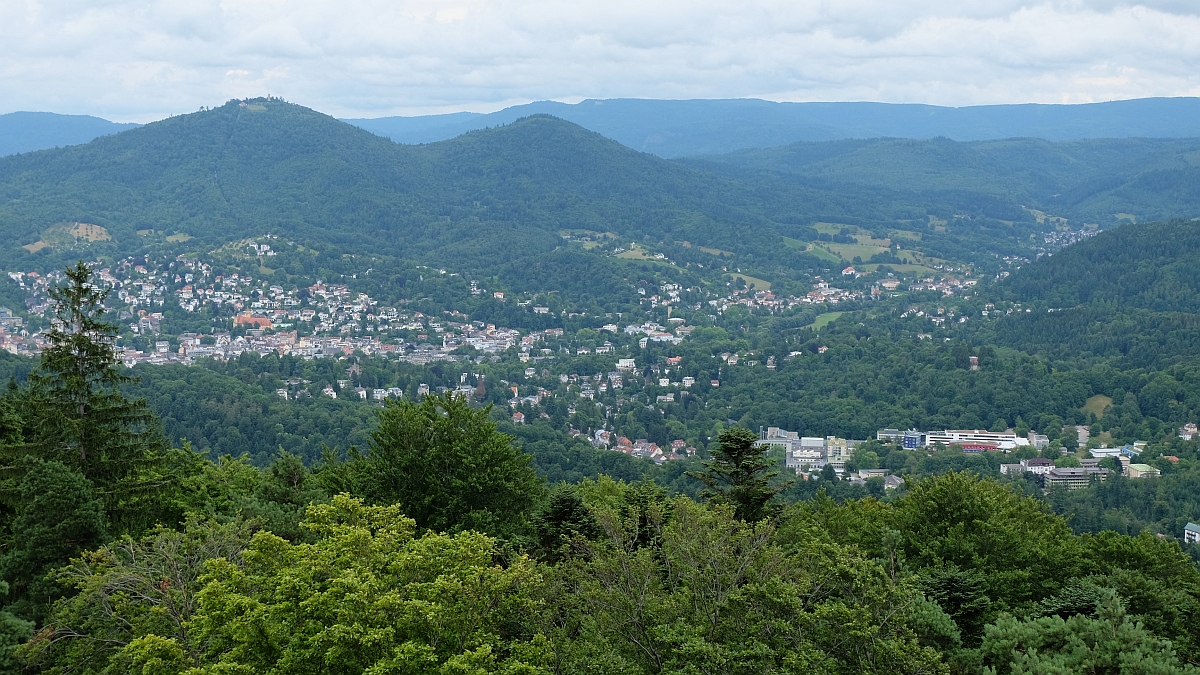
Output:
top-left (924, 429), bottom-right (1026, 452)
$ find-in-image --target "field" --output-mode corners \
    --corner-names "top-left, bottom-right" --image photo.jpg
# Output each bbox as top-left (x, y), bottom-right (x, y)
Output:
top-left (1083, 394), bottom-right (1114, 419)
top-left (23, 222), bottom-right (111, 252)
top-left (729, 273), bottom-right (771, 291)
top-left (825, 242), bottom-right (889, 261)
top-left (616, 244), bottom-right (654, 260)
top-left (806, 311), bottom-right (844, 330)
top-left (678, 241), bottom-right (734, 256)
top-left (784, 238), bottom-right (841, 263)
top-left (889, 230), bottom-right (922, 241)
top-left (166, 233), bottom-right (192, 242)
top-left (813, 222), bottom-right (857, 235)
top-left (615, 244), bottom-right (685, 271)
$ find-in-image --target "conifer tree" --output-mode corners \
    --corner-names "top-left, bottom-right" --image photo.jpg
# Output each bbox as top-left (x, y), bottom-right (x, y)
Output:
top-left (688, 427), bottom-right (790, 523)
top-left (14, 261), bottom-right (170, 532)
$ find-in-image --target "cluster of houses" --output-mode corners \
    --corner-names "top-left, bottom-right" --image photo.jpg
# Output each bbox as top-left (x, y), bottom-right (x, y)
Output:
top-left (906, 276), bottom-right (979, 296)
top-left (596, 432), bottom-right (695, 464)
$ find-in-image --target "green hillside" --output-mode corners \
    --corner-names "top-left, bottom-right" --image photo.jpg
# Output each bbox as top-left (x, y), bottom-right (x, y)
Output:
top-left (999, 220), bottom-right (1200, 312)
top-left (6, 98), bottom-right (1200, 282)
top-left (694, 137), bottom-right (1200, 225)
top-left (0, 99), bottom-right (822, 272)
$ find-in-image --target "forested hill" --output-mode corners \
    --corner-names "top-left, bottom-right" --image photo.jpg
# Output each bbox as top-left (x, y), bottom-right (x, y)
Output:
top-left (998, 219), bottom-right (1200, 312)
top-left (6, 97), bottom-right (1200, 277)
top-left (0, 99), bottom-right (833, 271)
top-left (691, 136), bottom-right (1200, 225)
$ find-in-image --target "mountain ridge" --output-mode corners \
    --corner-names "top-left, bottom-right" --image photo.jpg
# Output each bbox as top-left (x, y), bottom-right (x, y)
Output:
top-left (0, 101), bottom-right (807, 271)
top-left (345, 97), bottom-right (1200, 157)
top-left (9, 97), bottom-right (1200, 161)
top-left (0, 111), bottom-right (138, 157)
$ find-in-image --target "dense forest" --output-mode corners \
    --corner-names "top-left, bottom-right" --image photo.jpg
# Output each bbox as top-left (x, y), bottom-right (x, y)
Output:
top-left (1, 265), bottom-right (1199, 674)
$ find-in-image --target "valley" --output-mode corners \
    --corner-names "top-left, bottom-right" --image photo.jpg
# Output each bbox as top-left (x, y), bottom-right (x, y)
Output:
top-left (2, 97), bottom-right (1200, 674)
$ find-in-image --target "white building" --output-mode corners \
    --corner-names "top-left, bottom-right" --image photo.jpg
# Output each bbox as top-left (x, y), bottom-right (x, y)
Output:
top-left (924, 429), bottom-right (1024, 451)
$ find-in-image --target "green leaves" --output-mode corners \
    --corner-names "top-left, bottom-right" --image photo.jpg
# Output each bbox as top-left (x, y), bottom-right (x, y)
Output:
top-left (188, 495), bottom-right (549, 675)
top-left (981, 593), bottom-right (1199, 674)
top-left (550, 493), bottom-right (946, 675)
top-left (896, 472), bottom-right (1080, 626)
top-left (324, 392), bottom-right (543, 539)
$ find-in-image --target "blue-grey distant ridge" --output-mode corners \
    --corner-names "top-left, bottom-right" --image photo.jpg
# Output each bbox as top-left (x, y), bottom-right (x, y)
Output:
top-left (344, 97), bottom-right (1200, 158)
top-left (0, 112), bottom-right (139, 157)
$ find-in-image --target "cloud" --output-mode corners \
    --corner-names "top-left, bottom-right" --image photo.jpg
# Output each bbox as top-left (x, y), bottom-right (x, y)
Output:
top-left (1, 0), bottom-right (1197, 121)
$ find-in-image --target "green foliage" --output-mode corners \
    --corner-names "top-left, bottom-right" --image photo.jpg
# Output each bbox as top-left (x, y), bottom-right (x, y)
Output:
top-left (0, 458), bottom-right (107, 622)
top-left (187, 495), bottom-right (549, 674)
top-left (896, 473), bottom-right (1080, 636)
top-left (1000, 220), bottom-right (1200, 313)
top-left (688, 426), bottom-right (790, 522)
top-left (0, 582), bottom-right (34, 670)
top-left (3, 262), bottom-right (175, 535)
top-left (981, 593), bottom-right (1198, 674)
top-left (546, 495), bottom-right (947, 674)
top-left (19, 519), bottom-right (254, 674)
top-left (319, 392), bottom-right (544, 538)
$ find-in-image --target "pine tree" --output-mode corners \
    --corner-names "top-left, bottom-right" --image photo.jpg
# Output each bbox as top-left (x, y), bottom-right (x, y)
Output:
top-left (688, 427), bottom-right (790, 523)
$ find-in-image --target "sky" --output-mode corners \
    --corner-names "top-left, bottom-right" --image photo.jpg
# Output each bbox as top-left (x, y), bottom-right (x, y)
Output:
top-left (2, 0), bottom-right (1199, 122)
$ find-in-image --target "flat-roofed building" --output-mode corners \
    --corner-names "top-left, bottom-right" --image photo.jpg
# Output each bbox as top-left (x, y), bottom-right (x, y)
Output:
top-left (1127, 463), bottom-right (1161, 479)
top-left (1044, 466), bottom-right (1109, 490)
top-left (926, 429), bottom-right (1021, 449)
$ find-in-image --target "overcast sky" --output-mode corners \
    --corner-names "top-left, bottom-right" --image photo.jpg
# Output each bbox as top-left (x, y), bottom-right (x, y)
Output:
top-left (2, 0), bottom-right (1198, 122)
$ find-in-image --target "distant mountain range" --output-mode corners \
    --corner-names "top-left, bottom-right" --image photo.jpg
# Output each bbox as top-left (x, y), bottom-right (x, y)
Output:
top-left (1, 99), bottom-right (1199, 275)
top-left (344, 97), bottom-right (1200, 157)
top-left (690, 136), bottom-right (1200, 225)
top-left (0, 112), bottom-right (138, 157)
top-left (5, 97), bottom-right (1200, 160)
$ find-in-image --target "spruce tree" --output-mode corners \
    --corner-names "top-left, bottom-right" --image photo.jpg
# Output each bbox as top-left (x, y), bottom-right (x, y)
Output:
top-left (16, 261), bottom-right (169, 532)
top-left (688, 427), bottom-right (790, 523)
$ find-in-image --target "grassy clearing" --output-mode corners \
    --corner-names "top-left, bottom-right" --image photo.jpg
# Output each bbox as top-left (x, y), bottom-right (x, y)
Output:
top-left (728, 273), bottom-right (771, 291)
top-left (616, 244), bottom-right (653, 260)
top-left (854, 235), bottom-right (893, 247)
top-left (615, 244), bottom-right (684, 271)
top-left (23, 222), bottom-right (111, 252)
top-left (1084, 395), bottom-right (1113, 419)
top-left (678, 241), bottom-right (734, 256)
top-left (806, 312), bottom-right (844, 330)
top-left (890, 230), bottom-right (922, 241)
top-left (166, 233), bottom-right (192, 242)
top-left (813, 222), bottom-right (857, 234)
top-left (560, 229), bottom-right (618, 239)
top-left (827, 242), bottom-right (889, 261)
top-left (791, 241), bottom-right (842, 264)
